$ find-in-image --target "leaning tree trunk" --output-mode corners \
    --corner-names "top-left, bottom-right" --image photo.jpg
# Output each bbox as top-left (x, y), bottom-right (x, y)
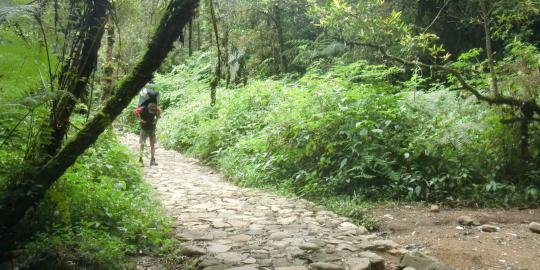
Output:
top-left (0, 0), bottom-right (200, 249)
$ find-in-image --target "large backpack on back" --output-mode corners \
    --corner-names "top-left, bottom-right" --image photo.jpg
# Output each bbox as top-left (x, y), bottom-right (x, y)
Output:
top-left (138, 85), bottom-right (160, 108)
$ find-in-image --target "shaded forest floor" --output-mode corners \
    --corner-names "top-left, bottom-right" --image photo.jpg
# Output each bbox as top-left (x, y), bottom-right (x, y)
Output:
top-left (373, 205), bottom-right (540, 269)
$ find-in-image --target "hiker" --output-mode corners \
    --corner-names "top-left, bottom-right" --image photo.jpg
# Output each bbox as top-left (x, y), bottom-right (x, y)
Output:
top-left (134, 83), bottom-right (161, 166)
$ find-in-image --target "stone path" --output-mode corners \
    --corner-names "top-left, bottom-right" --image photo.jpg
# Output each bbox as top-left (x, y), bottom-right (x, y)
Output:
top-left (124, 135), bottom-right (402, 270)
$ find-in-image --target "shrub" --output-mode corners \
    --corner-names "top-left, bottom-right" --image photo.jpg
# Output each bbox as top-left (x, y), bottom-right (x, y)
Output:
top-left (157, 60), bottom-right (540, 210)
top-left (8, 132), bottom-right (175, 269)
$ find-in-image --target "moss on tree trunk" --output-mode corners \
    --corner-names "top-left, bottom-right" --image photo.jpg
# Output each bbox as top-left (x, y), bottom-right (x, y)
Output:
top-left (0, 0), bottom-right (200, 250)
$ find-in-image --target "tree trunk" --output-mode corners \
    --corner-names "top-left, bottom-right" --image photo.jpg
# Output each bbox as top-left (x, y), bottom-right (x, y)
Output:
top-left (197, 16), bottom-right (202, 50)
top-left (48, 0), bottom-right (109, 157)
top-left (0, 0), bottom-right (200, 249)
top-left (208, 0), bottom-right (221, 106)
top-left (272, 3), bottom-right (288, 73)
top-left (480, 0), bottom-right (500, 98)
top-left (517, 101), bottom-right (534, 183)
top-left (101, 17), bottom-right (116, 101)
top-left (415, 0), bottom-right (428, 26)
top-left (222, 28), bottom-right (230, 87)
top-left (520, 118), bottom-right (530, 162)
top-left (188, 18), bottom-right (193, 56)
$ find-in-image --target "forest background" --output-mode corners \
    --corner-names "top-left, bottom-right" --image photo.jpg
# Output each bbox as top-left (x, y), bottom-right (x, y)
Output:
top-left (1, 0), bottom-right (540, 268)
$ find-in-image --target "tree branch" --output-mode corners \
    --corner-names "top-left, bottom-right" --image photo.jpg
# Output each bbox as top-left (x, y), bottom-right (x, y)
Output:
top-left (348, 41), bottom-right (540, 115)
top-left (479, 0), bottom-right (500, 98)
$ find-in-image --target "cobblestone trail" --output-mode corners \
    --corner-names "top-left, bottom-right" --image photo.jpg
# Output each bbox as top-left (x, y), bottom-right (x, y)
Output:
top-left (124, 135), bottom-right (403, 270)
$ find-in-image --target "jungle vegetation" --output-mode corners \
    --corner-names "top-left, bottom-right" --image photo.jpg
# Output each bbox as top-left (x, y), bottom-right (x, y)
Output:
top-left (1, 0), bottom-right (539, 268)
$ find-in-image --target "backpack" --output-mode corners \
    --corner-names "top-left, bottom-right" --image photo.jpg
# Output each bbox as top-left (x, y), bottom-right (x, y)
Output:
top-left (138, 85), bottom-right (160, 108)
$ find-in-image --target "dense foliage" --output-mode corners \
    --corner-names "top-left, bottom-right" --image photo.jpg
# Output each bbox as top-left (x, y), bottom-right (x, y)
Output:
top-left (2, 0), bottom-right (540, 267)
top-left (157, 58), bottom-right (540, 208)
top-left (19, 134), bottom-right (174, 269)
top-left (0, 126), bottom-right (174, 269)
top-left (0, 10), bottom-right (176, 267)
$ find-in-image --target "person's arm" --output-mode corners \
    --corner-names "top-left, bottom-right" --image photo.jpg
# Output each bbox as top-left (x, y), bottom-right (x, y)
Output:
top-left (134, 107), bottom-right (147, 123)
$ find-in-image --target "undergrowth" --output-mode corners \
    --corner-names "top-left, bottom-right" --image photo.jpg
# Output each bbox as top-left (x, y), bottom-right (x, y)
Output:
top-left (0, 32), bottom-right (178, 268)
top-left (10, 133), bottom-right (176, 269)
top-left (157, 56), bottom-right (540, 225)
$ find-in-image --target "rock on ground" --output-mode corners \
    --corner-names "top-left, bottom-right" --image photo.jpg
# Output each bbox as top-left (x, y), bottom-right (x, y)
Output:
top-left (480, 224), bottom-right (498, 232)
top-left (529, 222), bottom-right (540, 234)
top-left (181, 245), bottom-right (207, 256)
top-left (457, 215), bottom-right (474, 226)
top-left (399, 252), bottom-right (455, 270)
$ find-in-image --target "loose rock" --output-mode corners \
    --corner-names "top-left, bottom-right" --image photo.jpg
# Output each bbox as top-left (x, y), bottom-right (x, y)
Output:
top-left (336, 243), bottom-right (358, 252)
top-left (529, 222), bottom-right (540, 234)
top-left (226, 266), bottom-right (259, 270)
top-left (242, 258), bottom-right (257, 264)
top-left (359, 251), bottom-right (385, 270)
top-left (400, 252), bottom-right (455, 270)
top-left (228, 234), bottom-right (252, 242)
top-left (430, 205), bottom-right (440, 213)
top-left (213, 221), bottom-right (232, 228)
top-left (299, 242), bottom-right (321, 251)
top-left (481, 224), bottom-right (498, 232)
top-left (388, 248), bottom-right (409, 256)
top-left (269, 232), bottom-right (289, 241)
top-left (370, 239), bottom-right (399, 251)
top-left (476, 213), bottom-right (491, 224)
top-left (275, 267), bottom-right (309, 270)
top-left (215, 252), bottom-right (246, 264)
top-left (345, 257), bottom-right (370, 270)
top-left (207, 244), bottom-right (232, 253)
top-left (199, 257), bottom-right (221, 267)
top-left (457, 215), bottom-right (474, 226)
top-left (180, 245), bottom-right (206, 256)
top-left (310, 262), bottom-right (344, 270)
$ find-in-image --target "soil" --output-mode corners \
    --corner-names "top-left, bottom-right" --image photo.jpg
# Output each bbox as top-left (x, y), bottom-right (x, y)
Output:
top-left (372, 205), bottom-right (540, 270)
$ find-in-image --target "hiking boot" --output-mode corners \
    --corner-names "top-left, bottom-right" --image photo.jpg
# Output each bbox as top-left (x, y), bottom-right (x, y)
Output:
top-left (150, 158), bottom-right (158, 166)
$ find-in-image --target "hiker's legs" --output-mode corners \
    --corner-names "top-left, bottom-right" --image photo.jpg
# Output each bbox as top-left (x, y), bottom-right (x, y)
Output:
top-left (139, 129), bottom-right (148, 163)
top-left (149, 130), bottom-right (157, 165)
top-left (139, 144), bottom-right (144, 158)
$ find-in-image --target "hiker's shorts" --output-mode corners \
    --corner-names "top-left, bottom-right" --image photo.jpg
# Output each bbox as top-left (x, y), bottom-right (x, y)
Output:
top-left (139, 129), bottom-right (157, 145)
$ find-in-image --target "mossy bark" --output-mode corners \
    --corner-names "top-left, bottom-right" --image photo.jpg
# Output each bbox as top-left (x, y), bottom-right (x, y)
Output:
top-left (101, 17), bottom-right (116, 101)
top-left (49, 0), bottom-right (109, 155)
top-left (0, 0), bottom-right (200, 248)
